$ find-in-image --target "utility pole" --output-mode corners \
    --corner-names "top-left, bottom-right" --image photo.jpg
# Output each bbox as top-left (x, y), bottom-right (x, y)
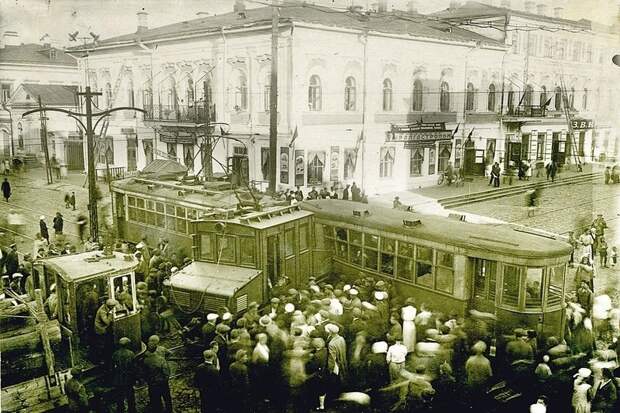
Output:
top-left (23, 86), bottom-right (145, 244)
top-left (268, 2), bottom-right (279, 193)
top-left (203, 88), bottom-right (213, 180)
top-left (38, 96), bottom-right (53, 184)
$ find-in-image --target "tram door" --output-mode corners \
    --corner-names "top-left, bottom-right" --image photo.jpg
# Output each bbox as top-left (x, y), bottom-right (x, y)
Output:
top-left (471, 258), bottom-right (498, 313)
top-left (266, 235), bottom-right (281, 287)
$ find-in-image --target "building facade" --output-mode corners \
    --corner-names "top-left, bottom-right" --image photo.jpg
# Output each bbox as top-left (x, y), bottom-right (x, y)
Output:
top-left (0, 31), bottom-right (81, 165)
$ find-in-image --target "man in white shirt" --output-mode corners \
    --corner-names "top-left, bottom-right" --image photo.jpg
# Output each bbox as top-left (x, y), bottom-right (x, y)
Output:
top-left (386, 334), bottom-right (408, 382)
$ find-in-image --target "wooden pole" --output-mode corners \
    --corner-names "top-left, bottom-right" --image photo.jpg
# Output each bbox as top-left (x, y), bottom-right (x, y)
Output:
top-left (38, 97), bottom-right (53, 184)
top-left (268, 3), bottom-right (279, 193)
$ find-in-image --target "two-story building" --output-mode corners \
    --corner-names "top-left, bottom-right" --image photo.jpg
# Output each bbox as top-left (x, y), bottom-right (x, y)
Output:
top-left (69, 3), bottom-right (510, 194)
top-left (0, 31), bottom-right (81, 167)
top-left (434, 0), bottom-right (620, 169)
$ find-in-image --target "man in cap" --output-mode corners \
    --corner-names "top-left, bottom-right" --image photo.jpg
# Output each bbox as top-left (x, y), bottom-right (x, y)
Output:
top-left (112, 337), bottom-right (136, 413)
top-left (505, 328), bottom-right (534, 365)
top-left (65, 367), bottom-right (90, 412)
top-left (94, 298), bottom-right (117, 363)
top-left (202, 313), bottom-right (219, 348)
top-left (39, 215), bottom-right (50, 244)
top-left (214, 324), bottom-right (231, 374)
top-left (148, 335), bottom-right (172, 360)
top-left (142, 334), bottom-right (173, 413)
top-left (266, 297), bottom-right (281, 319)
top-left (194, 350), bottom-right (222, 413)
top-left (228, 349), bottom-right (250, 411)
top-left (465, 340), bottom-right (493, 391)
top-left (9, 272), bottom-right (23, 294)
top-left (325, 323), bottom-right (347, 400)
top-left (243, 301), bottom-right (260, 328)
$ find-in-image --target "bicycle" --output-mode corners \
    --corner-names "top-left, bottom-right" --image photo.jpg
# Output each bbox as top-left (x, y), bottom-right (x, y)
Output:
top-left (437, 171), bottom-right (464, 187)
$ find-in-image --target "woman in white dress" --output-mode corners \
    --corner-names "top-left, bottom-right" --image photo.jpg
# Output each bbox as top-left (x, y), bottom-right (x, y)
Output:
top-left (572, 367), bottom-right (592, 413)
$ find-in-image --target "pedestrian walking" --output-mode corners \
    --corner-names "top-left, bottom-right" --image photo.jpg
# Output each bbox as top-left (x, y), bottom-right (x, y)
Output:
top-left (1, 177), bottom-right (11, 202)
top-left (489, 162), bottom-right (501, 187)
top-left (70, 191), bottom-right (76, 210)
top-left (546, 160), bottom-right (558, 182)
top-left (111, 337), bottom-right (137, 413)
top-left (65, 193), bottom-right (71, 209)
top-left (39, 216), bottom-right (50, 244)
top-left (53, 212), bottom-right (64, 235)
top-left (342, 184), bottom-right (350, 201)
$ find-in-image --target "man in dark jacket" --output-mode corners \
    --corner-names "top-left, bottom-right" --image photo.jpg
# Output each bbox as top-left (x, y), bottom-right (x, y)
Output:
top-left (228, 349), bottom-right (250, 412)
top-left (194, 350), bottom-right (222, 413)
top-left (112, 337), bottom-right (136, 413)
top-left (1, 177), bottom-right (11, 202)
top-left (4, 243), bottom-right (19, 279)
top-left (65, 367), bottom-right (90, 412)
top-left (592, 368), bottom-right (618, 413)
top-left (142, 336), bottom-right (173, 413)
top-left (53, 212), bottom-right (64, 235)
top-left (39, 216), bottom-right (50, 244)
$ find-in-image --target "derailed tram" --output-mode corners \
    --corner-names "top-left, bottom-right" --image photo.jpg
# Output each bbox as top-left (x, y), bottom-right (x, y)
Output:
top-left (165, 198), bottom-right (571, 341)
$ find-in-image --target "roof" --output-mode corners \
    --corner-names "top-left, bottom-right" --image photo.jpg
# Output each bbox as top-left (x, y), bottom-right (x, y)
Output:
top-left (12, 84), bottom-right (78, 106)
top-left (40, 251), bottom-right (138, 282)
top-left (140, 159), bottom-right (187, 179)
top-left (0, 44), bottom-right (77, 66)
top-left (433, 1), bottom-right (591, 28)
top-left (216, 204), bottom-right (314, 229)
top-left (73, 4), bottom-right (502, 50)
top-left (301, 199), bottom-right (571, 259)
top-left (167, 261), bottom-right (261, 297)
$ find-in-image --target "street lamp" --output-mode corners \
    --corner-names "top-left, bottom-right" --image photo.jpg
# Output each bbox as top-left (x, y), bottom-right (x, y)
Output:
top-left (21, 87), bottom-right (146, 243)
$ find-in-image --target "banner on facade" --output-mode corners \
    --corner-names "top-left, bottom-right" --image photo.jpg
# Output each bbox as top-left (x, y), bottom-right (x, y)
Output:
top-left (571, 119), bottom-right (594, 130)
top-left (307, 151), bottom-right (325, 186)
top-left (159, 130), bottom-right (196, 145)
top-left (387, 122), bottom-right (452, 146)
top-left (280, 147), bottom-right (289, 184)
top-left (294, 150), bottom-right (304, 186)
top-left (330, 146), bottom-right (339, 182)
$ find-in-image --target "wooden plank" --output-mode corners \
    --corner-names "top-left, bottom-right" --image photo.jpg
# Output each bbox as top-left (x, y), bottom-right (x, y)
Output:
top-left (34, 289), bottom-right (55, 376)
top-left (0, 320), bottom-right (61, 353)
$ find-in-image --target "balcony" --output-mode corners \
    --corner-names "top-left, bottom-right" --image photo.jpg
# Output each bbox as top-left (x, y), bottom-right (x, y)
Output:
top-left (143, 102), bottom-right (216, 124)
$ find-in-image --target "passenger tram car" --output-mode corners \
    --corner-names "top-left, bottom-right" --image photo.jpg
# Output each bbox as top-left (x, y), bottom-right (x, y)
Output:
top-left (111, 173), bottom-right (571, 340)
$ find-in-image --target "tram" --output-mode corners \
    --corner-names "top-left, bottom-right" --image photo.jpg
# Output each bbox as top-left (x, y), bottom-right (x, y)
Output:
top-left (303, 199), bottom-right (571, 339)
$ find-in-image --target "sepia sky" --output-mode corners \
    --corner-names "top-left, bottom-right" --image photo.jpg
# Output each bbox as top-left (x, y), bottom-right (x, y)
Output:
top-left (1, 0), bottom-right (618, 47)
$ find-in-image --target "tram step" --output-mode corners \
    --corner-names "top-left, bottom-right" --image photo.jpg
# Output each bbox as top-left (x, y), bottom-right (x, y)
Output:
top-left (438, 172), bottom-right (602, 209)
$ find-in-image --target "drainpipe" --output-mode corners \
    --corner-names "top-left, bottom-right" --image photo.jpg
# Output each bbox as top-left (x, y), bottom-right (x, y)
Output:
top-left (2, 103), bottom-right (14, 158)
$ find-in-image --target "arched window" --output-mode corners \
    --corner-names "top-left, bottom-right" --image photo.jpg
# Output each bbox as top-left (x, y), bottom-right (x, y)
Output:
top-left (412, 79), bottom-right (423, 111)
top-left (233, 72), bottom-right (248, 111)
top-left (105, 82), bottom-right (112, 107)
top-left (142, 79), bottom-right (153, 110)
top-left (127, 79), bottom-right (135, 108)
top-left (439, 81), bottom-right (450, 112)
top-left (507, 89), bottom-right (515, 112)
top-left (186, 77), bottom-right (194, 104)
top-left (164, 77), bottom-right (177, 108)
top-left (465, 82), bottom-right (475, 111)
top-left (344, 76), bottom-right (356, 111)
top-left (569, 87), bottom-right (575, 109)
top-left (308, 75), bottom-right (321, 111)
top-left (382, 79), bottom-right (392, 111)
top-left (554, 86), bottom-right (562, 110)
top-left (582, 88), bottom-right (588, 110)
top-left (524, 84), bottom-right (533, 107)
top-left (539, 86), bottom-right (547, 107)
top-left (263, 75), bottom-right (271, 112)
top-left (487, 84), bottom-right (496, 111)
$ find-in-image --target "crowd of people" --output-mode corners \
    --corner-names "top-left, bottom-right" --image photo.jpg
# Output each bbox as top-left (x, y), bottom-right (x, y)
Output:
top-left (276, 182), bottom-right (369, 204)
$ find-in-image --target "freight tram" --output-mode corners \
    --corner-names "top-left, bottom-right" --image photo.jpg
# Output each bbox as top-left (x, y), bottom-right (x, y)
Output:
top-left (111, 177), bottom-right (571, 339)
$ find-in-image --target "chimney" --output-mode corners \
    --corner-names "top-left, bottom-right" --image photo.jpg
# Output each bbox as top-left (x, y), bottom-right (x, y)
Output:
top-left (524, 1), bottom-right (535, 13)
top-left (137, 10), bottom-right (148, 33)
top-left (500, 0), bottom-right (511, 8)
top-left (553, 6), bottom-right (563, 18)
top-left (234, 0), bottom-right (246, 13)
top-left (536, 3), bottom-right (548, 15)
top-left (1, 31), bottom-right (20, 48)
top-left (407, 0), bottom-right (418, 13)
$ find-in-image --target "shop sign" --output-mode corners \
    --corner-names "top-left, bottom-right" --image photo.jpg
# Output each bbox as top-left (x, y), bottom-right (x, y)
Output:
top-left (387, 122), bottom-right (453, 144)
top-left (159, 130), bottom-right (195, 144)
top-left (571, 119), bottom-right (594, 130)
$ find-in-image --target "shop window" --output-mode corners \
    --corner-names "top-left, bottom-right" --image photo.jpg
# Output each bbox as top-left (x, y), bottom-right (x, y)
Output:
top-left (308, 75), bottom-right (322, 111)
top-left (465, 82), bottom-right (475, 111)
top-left (487, 84), bottom-right (496, 111)
top-left (240, 237), bottom-right (255, 265)
top-left (428, 147), bottom-right (436, 175)
top-left (299, 224), bottom-right (309, 251)
top-left (344, 76), bottom-right (356, 111)
top-left (525, 267), bottom-right (543, 308)
top-left (409, 148), bottom-right (423, 176)
top-left (201, 234), bottom-right (214, 261)
top-left (412, 79), bottom-right (423, 111)
top-left (285, 229), bottom-right (295, 257)
top-left (547, 265), bottom-right (565, 307)
top-left (415, 246), bottom-right (433, 288)
top-left (382, 79), bottom-right (392, 111)
top-left (439, 81), bottom-right (450, 112)
top-left (379, 147), bottom-right (394, 178)
top-left (454, 139), bottom-right (462, 169)
top-left (217, 235), bottom-right (236, 263)
top-left (502, 265), bottom-right (521, 307)
top-left (474, 259), bottom-right (497, 301)
top-left (307, 152), bottom-right (325, 185)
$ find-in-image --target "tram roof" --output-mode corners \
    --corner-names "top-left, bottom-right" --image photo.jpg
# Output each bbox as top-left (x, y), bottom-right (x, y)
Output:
top-left (39, 251), bottom-right (138, 282)
top-left (215, 205), bottom-right (314, 229)
top-left (167, 261), bottom-right (261, 297)
top-left (302, 200), bottom-right (571, 259)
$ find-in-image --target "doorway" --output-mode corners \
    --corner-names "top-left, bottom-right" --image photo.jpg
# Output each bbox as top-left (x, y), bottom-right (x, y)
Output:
top-left (551, 132), bottom-right (565, 165)
top-left (471, 258), bottom-right (498, 313)
top-left (506, 141), bottom-right (522, 169)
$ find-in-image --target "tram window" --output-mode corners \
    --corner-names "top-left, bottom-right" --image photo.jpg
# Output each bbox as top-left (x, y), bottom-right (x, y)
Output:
top-left (128, 196), bottom-right (136, 206)
top-left (201, 234), bottom-right (214, 260)
top-left (365, 234), bottom-right (379, 249)
top-left (136, 208), bottom-right (145, 223)
top-left (364, 248), bottom-right (378, 271)
top-left (502, 265), bottom-right (521, 307)
top-left (435, 251), bottom-right (454, 293)
top-left (351, 245), bottom-right (362, 266)
top-left (323, 225), bottom-right (334, 238)
top-left (396, 257), bottom-right (414, 282)
top-left (547, 265), bottom-right (565, 307)
top-left (350, 230), bottom-right (363, 246)
top-left (176, 217), bottom-right (187, 234)
top-left (146, 200), bottom-right (154, 210)
top-left (299, 224), bottom-right (309, 251)
top-left (474, 259), bottom-right (497, 301)
top-left (416, 246), bottom-right (433, 287)
top-left (156, 213), bottom-right (165, 227)
top-left (176, 207), bottom-right (186, 218)
top-left (137, 198), bottom-right (145, 209)
top-left (336, 241), bottom-right (347, 258)
top-left (166, 215), bottom-right (176, 232)
top-left (146, 210), bottom-right (157, 226)
top-left (398, 242), bottom-right (414, 258)
top-left (382, 238), bottom-right (395, 253)
top-left (525, 268), bottom-right (543, 308)
top-left (128, 206), bottom-right (136, 220)
top-left (166, 204), bottom-right (175, 215)
top-left (381, 252), bottom-right (394, 276)
top-left (336, 227), bottom-right (348, 241)
top-left (417, 245), bottom-right (432, 262)
top-left (112, 275), bottom-right (135, 314)
top-left (156, 202), bottom-right (164, 213)
top-left (285, 229), bottom-right (295, 257)
top-left (217, 235), bottom-right (236, 263)
top-left (240, 237), bottom-right (256, 265)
